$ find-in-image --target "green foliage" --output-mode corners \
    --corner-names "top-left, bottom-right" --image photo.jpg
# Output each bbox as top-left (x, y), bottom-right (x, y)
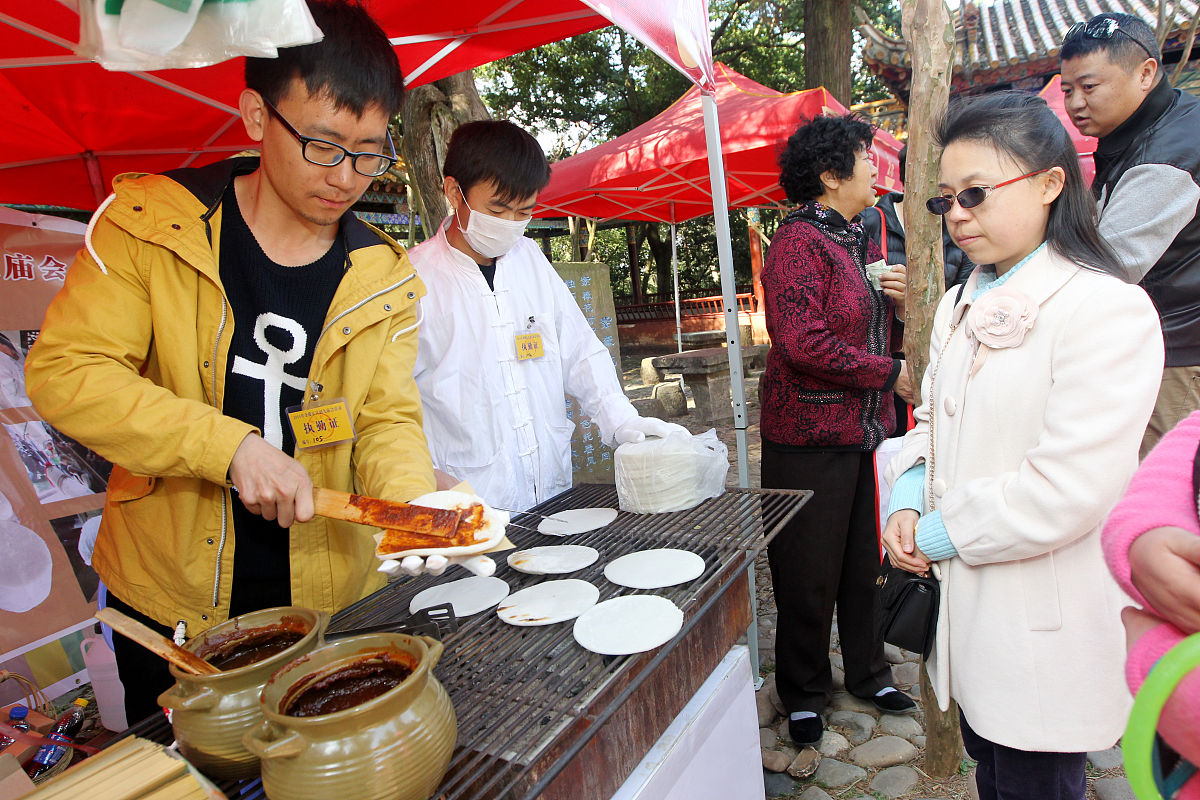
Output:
top-left (477, 1), bottom-right (902, 298)
top-left (854, 0), bottom-right (903, 104)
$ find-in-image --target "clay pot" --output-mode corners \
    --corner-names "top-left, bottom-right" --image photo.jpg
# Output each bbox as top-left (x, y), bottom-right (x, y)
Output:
top-left (243, 633), bottom-right (456, 800)
top-left (157, 606), bottom-right (329, 780)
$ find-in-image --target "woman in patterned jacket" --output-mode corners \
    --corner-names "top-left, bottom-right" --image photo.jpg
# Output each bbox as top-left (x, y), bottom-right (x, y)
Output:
top-left (759, 114), bottom-right (916, 747)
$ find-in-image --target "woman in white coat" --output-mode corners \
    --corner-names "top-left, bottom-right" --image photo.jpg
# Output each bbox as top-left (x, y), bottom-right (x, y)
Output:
top-left (881, 92), bottom-right (1164, 800)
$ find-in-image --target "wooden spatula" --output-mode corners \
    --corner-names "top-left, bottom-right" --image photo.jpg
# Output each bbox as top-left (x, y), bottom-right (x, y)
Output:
top-left (312, 487), bottom-right (464, 537)
top-left (96, 607), bottom-right (220, 676)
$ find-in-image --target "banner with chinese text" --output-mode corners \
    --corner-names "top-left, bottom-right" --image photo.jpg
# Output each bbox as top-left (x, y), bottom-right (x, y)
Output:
top-left (554, 262), bottom-right (622, 485)
top-left (0, 207), bottom-right (106, 706)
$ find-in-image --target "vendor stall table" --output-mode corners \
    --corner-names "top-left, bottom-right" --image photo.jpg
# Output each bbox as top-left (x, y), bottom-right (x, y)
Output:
top-left (118, 485), bottom-right (810, 800)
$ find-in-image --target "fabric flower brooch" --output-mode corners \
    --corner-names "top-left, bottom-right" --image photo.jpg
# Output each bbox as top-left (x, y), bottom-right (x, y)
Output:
top-left (965, 287), bottom-right (1038, 375)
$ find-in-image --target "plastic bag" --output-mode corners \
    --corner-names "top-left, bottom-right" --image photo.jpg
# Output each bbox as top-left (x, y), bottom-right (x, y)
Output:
top-left (615, 429), bottom-right (729, 514)
top-left (77, 0), bottom-right (322, 72)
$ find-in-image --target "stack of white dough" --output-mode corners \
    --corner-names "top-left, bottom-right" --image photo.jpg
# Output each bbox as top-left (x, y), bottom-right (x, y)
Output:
top-left (614, 429), bottom-right (729, 513)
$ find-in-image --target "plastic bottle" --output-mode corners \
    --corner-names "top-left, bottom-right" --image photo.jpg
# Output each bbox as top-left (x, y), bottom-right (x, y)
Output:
top-left (81, 633), bottom-right (127, 732)
top-left (0, 705), bottom-right (30, 753)
top-left (24, 698), bottom-right (87, 781)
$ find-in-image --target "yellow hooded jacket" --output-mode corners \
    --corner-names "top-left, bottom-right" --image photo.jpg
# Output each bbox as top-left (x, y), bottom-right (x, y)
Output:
top-left (25, 157), bottom-right (435, 635)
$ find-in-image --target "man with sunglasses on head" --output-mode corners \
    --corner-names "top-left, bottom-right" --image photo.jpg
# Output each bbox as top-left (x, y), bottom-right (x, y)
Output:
top-left (1061, 12), bottom-right (1200, 456)
top-left (24, 0), bottom-right (435, 721)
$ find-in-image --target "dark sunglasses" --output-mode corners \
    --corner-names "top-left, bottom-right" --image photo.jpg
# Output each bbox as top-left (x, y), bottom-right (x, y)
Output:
top-left (1063, 18), bottom-right (1156, 61)
top-left (926, 168), bottom-right (1053, 215)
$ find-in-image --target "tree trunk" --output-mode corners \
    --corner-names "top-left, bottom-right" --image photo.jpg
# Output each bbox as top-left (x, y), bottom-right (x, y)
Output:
top-left (902, 0), bottom-right (960, 779)
top-left (626, 224), bottom-right (643, 304)
top-left (747, 208), bottom-right (766, 313)
top-left (645, 223), bottom-right (674, 299)
top-left (399, 70), bottom-right (490, 239)
top-left (804, 0), bottom-right (853, 105)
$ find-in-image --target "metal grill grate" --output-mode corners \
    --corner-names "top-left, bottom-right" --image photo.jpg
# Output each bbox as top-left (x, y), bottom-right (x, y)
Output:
top-left (118, 486), bottom-right (810, 800)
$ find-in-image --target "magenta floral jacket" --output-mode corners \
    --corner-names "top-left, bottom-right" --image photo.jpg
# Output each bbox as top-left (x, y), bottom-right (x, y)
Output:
top-left (759, 202), bottom-right (902, 449)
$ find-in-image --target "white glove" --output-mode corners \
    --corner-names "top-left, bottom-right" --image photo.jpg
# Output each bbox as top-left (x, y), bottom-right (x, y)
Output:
top-left (378, 553), bottom-right (497, 578)
top-left (613, 416), bottom-right (691, 445)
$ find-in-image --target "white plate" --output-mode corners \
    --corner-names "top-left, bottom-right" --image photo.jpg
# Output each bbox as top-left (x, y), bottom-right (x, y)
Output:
top-left (536, 507), bottom-right (618, 536)
top-left (496, 579), bottom-right (600, 626)
top-left (603, 548), bottom-right (705, 589)
top-left (409, 576), bottom-right (510, 618)
top-left (572, 595), bottom-right (684, 656)
top-left (507, 545), bottom-right (600, 575)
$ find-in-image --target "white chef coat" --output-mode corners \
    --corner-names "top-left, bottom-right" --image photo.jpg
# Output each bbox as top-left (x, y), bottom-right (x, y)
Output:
top-left (411, 221), bottom-right (638, 511)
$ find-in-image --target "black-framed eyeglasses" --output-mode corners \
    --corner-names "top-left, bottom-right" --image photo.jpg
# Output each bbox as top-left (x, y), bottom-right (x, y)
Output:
top-left (1063, 18), bottom-right (1156, 62)
top-left (926, 168), bottom-right (1053, 215)
top-left (262, 98), bottom-right (397, 178)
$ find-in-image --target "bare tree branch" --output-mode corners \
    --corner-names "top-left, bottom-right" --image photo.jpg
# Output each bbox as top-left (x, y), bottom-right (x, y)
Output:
top-left (1171, 0), bottom-right (1200, 84)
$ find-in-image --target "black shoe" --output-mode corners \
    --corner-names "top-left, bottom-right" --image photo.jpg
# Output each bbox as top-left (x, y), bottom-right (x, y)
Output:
top-left (870, 688), bottom-right (917, 714)
top-left (788, 714), bottom-right (823, 746)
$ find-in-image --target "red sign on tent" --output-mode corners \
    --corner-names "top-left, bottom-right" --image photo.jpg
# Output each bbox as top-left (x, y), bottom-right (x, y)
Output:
top-left (535, 64), bottom-right (904, 223)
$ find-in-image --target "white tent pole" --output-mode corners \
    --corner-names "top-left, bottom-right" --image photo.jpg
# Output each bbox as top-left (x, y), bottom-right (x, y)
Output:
top-left (703, 90), bottom-right (760, 683)
top-left (700, 91), bottom-right (749, 488)
top-left (671, 218), bottom-right (682, 353)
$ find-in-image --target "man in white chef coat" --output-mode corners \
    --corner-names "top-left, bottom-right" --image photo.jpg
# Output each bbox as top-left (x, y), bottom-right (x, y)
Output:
top-left (410, 120), bottom-right (685, 511)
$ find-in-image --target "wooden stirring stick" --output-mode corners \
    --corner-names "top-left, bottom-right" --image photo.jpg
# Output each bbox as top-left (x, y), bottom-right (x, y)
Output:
top-left (95, 607), bottom-right (220, 676)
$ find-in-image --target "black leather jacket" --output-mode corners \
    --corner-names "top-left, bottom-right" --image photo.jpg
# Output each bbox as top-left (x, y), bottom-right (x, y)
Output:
top-left (1093, 78), bottom-right (1200, 367)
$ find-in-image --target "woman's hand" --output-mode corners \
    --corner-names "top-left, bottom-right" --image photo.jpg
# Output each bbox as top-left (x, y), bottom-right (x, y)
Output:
top-left (893, 360), bottom-right (917, 405)
top-left (881, 263), bottom-right (907, 317)
top-left (1129, 526), bottom-right (1200, 634)
top-left (1121, 606), bottom-right (1161, 650)
top-left (882, 508), bottom-right (931, 575)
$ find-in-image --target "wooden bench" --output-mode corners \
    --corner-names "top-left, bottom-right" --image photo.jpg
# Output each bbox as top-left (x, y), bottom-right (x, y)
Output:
top-left (650, 344), bottom-right (769, 423)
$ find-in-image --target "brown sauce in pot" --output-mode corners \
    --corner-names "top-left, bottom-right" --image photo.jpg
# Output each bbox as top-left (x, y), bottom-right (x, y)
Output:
top-left (283, 652), bottom-right (415, 717)
top-left (204, 630), bottom-right (305, 670)
top-left (199, 622), bottom-right (309, 670)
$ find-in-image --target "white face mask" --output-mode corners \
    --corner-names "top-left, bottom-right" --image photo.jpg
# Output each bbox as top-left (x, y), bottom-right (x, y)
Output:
top-left (454, 187), bottom-right (532, 258)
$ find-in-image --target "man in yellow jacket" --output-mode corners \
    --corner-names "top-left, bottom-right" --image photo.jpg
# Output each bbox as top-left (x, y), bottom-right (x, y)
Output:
top-left (24, 1), bottom-right (434, 721)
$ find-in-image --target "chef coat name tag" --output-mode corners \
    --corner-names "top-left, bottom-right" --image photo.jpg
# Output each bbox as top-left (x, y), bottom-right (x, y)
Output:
top-left (288, 400), bottom-right (356, 450)
top-left (515, 332), bottom-right (545, 360)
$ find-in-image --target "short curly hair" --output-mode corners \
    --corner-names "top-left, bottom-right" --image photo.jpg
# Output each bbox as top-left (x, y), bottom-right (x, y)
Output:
top-left (778, 114), bottom-right (875, 204)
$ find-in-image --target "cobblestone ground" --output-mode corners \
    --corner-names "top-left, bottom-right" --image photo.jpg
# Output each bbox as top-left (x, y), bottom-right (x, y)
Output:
top-left (620, 348), bottom-right (1133, 800)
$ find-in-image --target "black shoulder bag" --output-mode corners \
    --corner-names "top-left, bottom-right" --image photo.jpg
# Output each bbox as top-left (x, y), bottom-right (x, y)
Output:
top-left (877, 285), bottom-right (965, 658)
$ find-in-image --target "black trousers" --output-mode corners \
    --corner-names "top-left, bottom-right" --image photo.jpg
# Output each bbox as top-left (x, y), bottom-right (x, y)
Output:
top-left (960, 711), bottom-right (1087, 800)
top-left (105, 592), bottom-right (179, 724)
top-left (761, 446), bottom-right (891, 714)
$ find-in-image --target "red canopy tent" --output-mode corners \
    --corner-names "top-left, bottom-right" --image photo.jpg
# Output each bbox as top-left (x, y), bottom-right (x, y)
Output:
top-left (1039, 75), bottom-right (1097, 186)
top-left (535, 63), bottom-right (904, 224)
top-left (2, 0), bottom-right (760, 487)
top-left (0, 0), bottom-right (712, 209)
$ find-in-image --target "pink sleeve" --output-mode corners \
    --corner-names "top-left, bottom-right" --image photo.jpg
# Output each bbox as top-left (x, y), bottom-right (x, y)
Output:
top-left (1126, 622), bottom-right (1200, 769)
top-left (1102, 410), bottom-right (1200, 609)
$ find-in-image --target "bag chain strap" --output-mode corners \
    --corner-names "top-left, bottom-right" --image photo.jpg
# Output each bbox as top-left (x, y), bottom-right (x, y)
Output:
top-left (925, 318), bottom-right (961, 512)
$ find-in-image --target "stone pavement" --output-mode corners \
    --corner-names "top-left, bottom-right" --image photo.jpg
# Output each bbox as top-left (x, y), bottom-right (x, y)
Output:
top-left (620, 348), bottom-right (1135, 800)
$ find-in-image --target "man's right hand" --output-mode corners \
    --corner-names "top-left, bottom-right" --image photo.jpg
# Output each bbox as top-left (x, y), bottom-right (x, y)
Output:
top-left (228, 433), bottom-right (314, 528)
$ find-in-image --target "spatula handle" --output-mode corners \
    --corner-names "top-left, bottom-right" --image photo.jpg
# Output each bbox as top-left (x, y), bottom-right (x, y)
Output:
top-left (96, 607), bottom-right (220, 675)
